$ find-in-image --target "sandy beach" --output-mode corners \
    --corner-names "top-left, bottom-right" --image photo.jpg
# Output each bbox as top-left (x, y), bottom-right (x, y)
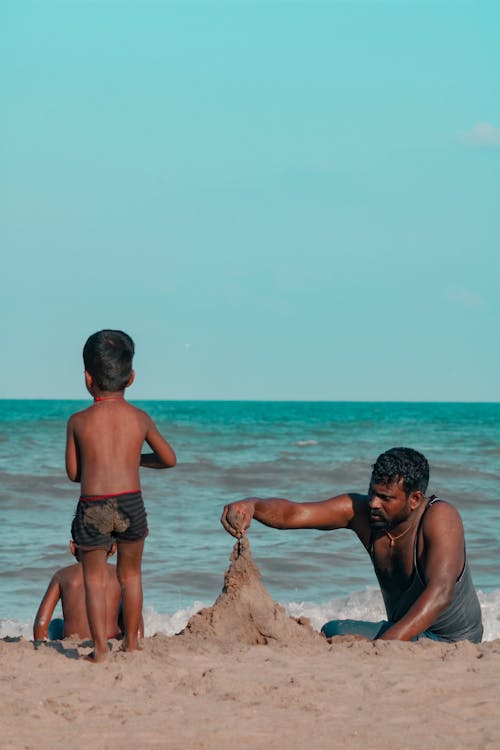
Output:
top-left (2, 541), bottom-right (499, 750)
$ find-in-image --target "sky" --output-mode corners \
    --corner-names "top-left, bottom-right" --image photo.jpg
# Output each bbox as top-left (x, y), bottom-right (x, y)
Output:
top-left (2, 0), bottom-right (499, 401)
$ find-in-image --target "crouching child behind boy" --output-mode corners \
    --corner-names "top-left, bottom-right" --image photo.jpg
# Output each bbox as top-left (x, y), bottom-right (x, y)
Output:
top-left (33, 540), bottom-right (122, 642)
top-left (66, 329), bottom-right (176, 663)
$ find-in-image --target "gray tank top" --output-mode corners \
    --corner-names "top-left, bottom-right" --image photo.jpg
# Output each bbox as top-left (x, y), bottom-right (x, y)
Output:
top-left (371, 497), bottom-right (483, 643)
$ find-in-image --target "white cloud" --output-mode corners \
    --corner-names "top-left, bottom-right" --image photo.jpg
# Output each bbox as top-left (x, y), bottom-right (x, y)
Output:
top-left (459, 122), bottom-right (500, 147)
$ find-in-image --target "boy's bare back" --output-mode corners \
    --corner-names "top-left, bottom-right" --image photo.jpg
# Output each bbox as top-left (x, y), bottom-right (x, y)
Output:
top-left (66, 398), bottom-right (176, 496)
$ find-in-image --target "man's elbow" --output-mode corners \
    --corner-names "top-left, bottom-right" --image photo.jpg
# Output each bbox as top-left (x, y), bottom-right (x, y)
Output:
top-left (432, 581), bottom-right (456, 612)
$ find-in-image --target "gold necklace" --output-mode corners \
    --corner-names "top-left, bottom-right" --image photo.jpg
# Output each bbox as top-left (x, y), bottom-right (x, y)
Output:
top-left (385, 522), bottom-right (412, 547)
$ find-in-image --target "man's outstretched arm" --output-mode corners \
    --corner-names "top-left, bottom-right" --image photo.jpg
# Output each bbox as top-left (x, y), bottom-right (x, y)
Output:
top-left (221, 494), bottom-right (363, 538)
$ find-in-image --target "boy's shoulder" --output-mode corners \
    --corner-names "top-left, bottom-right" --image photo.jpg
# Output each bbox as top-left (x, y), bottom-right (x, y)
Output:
top-left (122, 401), bottom-right (155, 425)
top-left (67, 401), bottom-right (154, 438)
top-left (67, 404), bottom-right (94, 423)
top-left (54, 562), bottom-right (83, 584)
top-left (68, 400), bottom-right (151, 420)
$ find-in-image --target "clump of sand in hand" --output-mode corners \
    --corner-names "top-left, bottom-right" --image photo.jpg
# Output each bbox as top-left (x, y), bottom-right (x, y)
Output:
top-left (181, 537), bottom-right (321, 646)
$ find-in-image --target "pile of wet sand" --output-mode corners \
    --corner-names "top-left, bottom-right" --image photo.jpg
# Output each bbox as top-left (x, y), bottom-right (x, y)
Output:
top-left (180, 537), bottom-right (322, 646)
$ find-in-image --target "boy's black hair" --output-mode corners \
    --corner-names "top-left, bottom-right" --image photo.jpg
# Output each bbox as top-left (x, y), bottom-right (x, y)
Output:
top-left (371, 447), bottom-right (429, 494)
top-left (83, 330), bottom-right (135, 392)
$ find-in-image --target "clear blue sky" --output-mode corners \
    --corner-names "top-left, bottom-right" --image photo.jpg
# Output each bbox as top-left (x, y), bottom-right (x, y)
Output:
top-left (2, 1), bottom-right (499, 400)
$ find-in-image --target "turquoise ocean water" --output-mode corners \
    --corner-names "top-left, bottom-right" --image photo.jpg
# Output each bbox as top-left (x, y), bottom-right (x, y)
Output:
top-left (1, 400), bottom-right (499, 640)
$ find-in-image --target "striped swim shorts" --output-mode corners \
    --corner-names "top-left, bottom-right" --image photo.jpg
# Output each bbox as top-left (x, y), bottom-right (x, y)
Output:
top-left (71, 490), bottom-right (149, 550)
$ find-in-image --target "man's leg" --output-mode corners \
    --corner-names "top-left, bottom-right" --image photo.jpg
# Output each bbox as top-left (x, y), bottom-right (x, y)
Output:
top-left (321, 619), bottom-right (388, 639)
top-left (413, 629), bottom-right (446, 642)
top-left (116, 538), bottom-right (145, 652)
top-left (81, 547), bottom-right (109, 662)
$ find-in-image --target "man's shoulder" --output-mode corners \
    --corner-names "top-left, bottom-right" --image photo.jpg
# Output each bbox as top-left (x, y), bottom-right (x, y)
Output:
top-left (424, 497), bottom-right (459, 517)
top-left (348, 493), bottom-right (370, 513)
top-left (338, 493), bottom-right (370, 546)
top-left (421, 498), bottom-right (463, 532)
top-left (350, 492), bottom-right (369, 502)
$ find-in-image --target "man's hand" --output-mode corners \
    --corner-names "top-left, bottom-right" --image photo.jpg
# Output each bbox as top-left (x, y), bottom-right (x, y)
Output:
top-left (220, 499), bottom-right (256, 538)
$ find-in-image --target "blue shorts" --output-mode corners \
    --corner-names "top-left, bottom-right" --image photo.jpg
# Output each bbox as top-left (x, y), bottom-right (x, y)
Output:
top-left (321, 619), bottom-right (446, 642)
top-left (48, 618), bottom-right (64, 640)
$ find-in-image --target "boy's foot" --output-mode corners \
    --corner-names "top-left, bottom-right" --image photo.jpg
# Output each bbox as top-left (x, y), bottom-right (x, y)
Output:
top-left (119, 638), bottom-right (143, 653)
top-left (83, 650), bottom-right (108, 663)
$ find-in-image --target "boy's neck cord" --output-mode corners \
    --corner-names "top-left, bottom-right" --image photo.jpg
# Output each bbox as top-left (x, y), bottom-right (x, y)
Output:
top-left (93, 395), bottom-right (125, 403)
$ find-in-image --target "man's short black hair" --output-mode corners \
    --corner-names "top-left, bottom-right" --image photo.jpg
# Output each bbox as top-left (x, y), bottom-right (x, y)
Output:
top-left (371, 447), bottom-right (429, 494)
top-left (83, 330), bottom-right (135, 392)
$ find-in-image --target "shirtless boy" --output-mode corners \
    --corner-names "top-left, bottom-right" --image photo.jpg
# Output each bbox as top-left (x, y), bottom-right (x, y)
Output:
top-left (66, 329), bottom-right (176, 662)
top-left (33, 540), bottom-right (122, 641)
top-left (221, 447), bottom-right (483, 643)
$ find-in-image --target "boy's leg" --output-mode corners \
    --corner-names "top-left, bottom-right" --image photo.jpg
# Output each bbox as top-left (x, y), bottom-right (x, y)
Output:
top-left (116, 538), bottom-right (145, 651)
top-left (81, 547), bottom-right (109, 661)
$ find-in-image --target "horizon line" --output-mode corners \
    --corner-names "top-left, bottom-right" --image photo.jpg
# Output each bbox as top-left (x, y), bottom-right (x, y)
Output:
top-left (1, 398), bottom-right (499, 405)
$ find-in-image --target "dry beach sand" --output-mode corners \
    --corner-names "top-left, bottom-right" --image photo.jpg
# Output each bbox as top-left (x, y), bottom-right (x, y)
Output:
top-left (1, 540), bottom-right (499, 750)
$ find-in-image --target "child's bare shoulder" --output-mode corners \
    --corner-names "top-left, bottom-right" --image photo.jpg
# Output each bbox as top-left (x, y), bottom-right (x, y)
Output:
top-left (56, 563), bottom-right (82, 585)
top-left (67, 405), bottom-right (94, 424)
top-left (126, 402), bottom-right (154, 424)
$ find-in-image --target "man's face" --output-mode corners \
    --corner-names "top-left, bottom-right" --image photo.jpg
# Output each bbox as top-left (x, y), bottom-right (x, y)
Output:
top-left (367, 478), bottom-right (412, 531)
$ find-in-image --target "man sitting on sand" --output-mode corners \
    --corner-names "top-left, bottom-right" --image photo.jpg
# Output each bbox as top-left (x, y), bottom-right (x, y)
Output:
top-left (221, 447), bottom-right (483, 643)
top-left (33, 540), bottom-right (123, 641)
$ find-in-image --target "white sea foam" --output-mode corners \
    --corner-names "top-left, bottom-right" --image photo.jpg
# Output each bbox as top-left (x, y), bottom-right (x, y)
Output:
top-left (142, 602), bottom-right (207, 637)
top-left (0, 619), bottom-right (32, 639)
top-left (477, 589), bottom-right (500, 642)
top-left (4, 589), bottom-right (500, 642)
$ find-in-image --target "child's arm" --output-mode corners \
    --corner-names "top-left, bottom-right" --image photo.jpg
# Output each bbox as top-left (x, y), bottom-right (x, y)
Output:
top-left (33, 575), bottom-right (61, 640)
top-left (140, 418), bottom-right (177, 469)
top-left (65, 417), bottom-right (81, 482)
